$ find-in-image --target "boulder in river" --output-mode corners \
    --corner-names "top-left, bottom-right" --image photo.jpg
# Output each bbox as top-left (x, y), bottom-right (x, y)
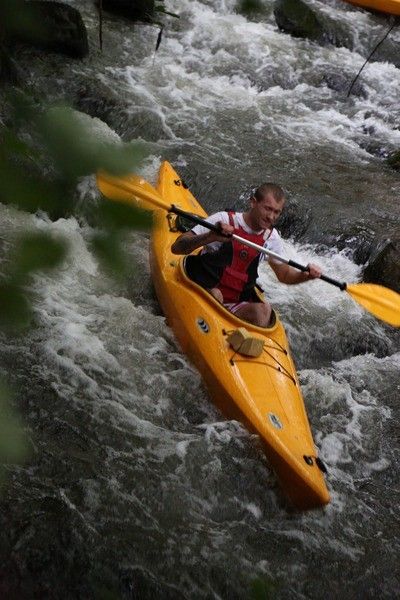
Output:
top-left (0, 46), bottom-right (20, 85)
top-left (386, 149), bottom-right (400, 170)
top-left (7, 1), bottom-right (89, 59)
top-left (273, 0), bottom-right (328, 45)
top-left (363, 238), bottom-right (400, 293)
top-left (100, 0), bottom-right (155, 22)
top-left (273, 0), bottom-right (400, 68)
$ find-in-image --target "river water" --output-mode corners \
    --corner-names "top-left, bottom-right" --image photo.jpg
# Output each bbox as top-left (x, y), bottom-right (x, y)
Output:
top-left (1, 0), bottom-right (400, 598)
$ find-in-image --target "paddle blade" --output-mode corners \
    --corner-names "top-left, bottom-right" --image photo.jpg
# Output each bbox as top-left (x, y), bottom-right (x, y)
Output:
top-left (346, 283), bottom-right (400, 327)
top-left (96, 172), bottom-right (170, 213)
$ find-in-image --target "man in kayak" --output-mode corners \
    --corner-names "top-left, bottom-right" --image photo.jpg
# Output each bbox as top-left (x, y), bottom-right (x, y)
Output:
top-left (171, 183), bottom-right (321, 327)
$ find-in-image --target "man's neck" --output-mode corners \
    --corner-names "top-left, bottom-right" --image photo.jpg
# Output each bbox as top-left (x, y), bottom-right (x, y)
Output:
top-left (243, 211), bottom-right (267, 233)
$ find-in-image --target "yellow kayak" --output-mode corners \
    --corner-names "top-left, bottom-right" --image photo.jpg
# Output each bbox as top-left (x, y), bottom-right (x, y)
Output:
top-left (343, 0), bottom-right (400, 14)
top-left (149, 161), bottom-right (330, 510)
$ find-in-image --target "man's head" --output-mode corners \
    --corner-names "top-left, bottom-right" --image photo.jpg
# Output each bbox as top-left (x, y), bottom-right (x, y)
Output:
top-left (246, 183), bottom-right (286, 231)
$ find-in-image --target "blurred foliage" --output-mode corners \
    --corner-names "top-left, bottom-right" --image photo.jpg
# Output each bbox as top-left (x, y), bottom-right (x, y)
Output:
top-left (0, 92), bottom-right (151, 475)
top-left (0, 381), bottom-right (29, 487)
top-left (0, 0), bottom-right (152, 474)
top-left (0, 95), bottom-right (150, 325)
top-left (0, 94), bottom-right (150, 479)
top-left (10, 232), bottom-right (68, 282)
top-left (0, 0), bottom-right (41, 40)
top-left (250, 576), bottom-right (279, 599)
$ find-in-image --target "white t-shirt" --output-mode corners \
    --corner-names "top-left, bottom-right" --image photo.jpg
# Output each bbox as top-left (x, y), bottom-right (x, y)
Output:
top-left (191, 211), bottom-right (284, 264)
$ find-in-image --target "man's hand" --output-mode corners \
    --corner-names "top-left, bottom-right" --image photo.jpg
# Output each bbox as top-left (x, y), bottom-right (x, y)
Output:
top-left (209, 221), bottom-right (234, 243)
top-left (305, 263), bottom-right (322, 280)
top-left (270, 261), bottom-right (322, 285)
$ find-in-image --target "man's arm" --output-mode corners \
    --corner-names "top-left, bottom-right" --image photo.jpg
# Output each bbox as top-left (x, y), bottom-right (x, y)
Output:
top-left (171, 222), bottom-right (234, 255)
top-left (269, 261), bottom-right (321, 284)
top-left (171, 231), bottom-right (215, 255)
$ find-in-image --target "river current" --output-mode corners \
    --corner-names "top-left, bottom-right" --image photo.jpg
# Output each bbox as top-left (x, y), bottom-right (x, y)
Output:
top-left (1, 0), bottom-right (400, 598)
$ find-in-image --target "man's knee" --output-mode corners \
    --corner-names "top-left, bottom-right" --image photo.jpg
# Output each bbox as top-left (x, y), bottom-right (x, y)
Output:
top-left (254, 302), bottom-right (271, 327)
top-left (209, 287), bottom-right (223, 303)
top-left (235, 301), bottom-right (272, 327)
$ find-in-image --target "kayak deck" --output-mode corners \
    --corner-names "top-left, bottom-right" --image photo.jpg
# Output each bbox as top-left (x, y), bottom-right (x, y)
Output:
top-left (343, 0), bottom-right (400, 15)
top-left (150, 161), bottom-right (330, 510)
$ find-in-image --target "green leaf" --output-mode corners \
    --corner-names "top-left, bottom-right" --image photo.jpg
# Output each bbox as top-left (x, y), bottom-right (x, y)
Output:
top-left (38, 106), bottom-right (148, 179)
top-left (0, 282), bottom-right (32, 331)
top-left (0, 0), bottom-right (44, 39)
top-left (91, 232), bottom-right (130, 279)
top-left (250, 577), bottom-right (278, 600)
top-left (11, 233), bottom-right (68, 280)
top-left (97, 199), bottom-right (151, 231)
top-left (0, 381), bottom-right (28, 486)
top-left (0, 161), bottom-right (71, 215)
top-left (0, 127), bottom-right (34, 161)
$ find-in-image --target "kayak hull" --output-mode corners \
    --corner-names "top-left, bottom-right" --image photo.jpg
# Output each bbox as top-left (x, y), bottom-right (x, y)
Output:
top-left (343, 0), bottom-right (400, 15)
top-left (150, 161), bottom-right (330, 510)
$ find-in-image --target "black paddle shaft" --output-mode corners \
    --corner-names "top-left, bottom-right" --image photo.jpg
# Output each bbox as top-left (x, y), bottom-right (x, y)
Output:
top-left (170, 205), bottom-right (347, 291)
top-left (171, 205), bottom-right (221, 233)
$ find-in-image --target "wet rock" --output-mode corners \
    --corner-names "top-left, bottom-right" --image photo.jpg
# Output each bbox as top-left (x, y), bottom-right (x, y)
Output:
top-left (74, 84), bottom-right (123, 130)
top-left (11, 1), bottom-right (89, 59)
top-left (276, 198), bottom-right (311, 239)
top-left (357, 138), bottom-right (390, 159)
top-left (322, 72), bottom-right (367, 98)
top-left (273, 0), bottom-right (353, 47)
top-left (363, 238), bottom-right (400, 293)
top-left (101, 0), bottom-right (155, 22)
top-left (332, 228), bottom-right (375, 265)
top-left (369, 35), bottom-right (400, 69)
top-left (386, 149), bottom-right (400, 170)
top-left (74, 84), bottom-right (167, 142)
top-left (274, 0), bottom-right (327, 44)
top-left (0, 45), bottom-right (20, 85)
top-left (273, 0), bottom-right (400, 68)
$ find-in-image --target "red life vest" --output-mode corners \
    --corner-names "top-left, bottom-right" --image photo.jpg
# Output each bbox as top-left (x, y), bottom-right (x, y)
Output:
top-left (217, 212), bottom-right (267, 302)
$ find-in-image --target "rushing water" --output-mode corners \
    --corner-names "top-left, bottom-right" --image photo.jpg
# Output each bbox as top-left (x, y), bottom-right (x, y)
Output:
top-left (1, 0), bottom-right (400, 598)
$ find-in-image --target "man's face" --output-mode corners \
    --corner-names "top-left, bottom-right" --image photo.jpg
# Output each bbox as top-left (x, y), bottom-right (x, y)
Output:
top-left (249, 193), bottom-right (285, 230)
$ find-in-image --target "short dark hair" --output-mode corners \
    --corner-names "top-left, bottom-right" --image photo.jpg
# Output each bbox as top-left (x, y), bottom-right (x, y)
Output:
top-left (254, 183), bottom-right (285, 203)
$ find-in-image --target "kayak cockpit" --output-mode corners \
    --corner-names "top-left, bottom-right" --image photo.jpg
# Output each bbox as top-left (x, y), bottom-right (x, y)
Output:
top-left (180, 256), bottom-right (278, 332)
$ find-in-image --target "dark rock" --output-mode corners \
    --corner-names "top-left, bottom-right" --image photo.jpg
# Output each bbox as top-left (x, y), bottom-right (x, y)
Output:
top-left (322, 72), bottom-right (367, 98)
top-left (100, 0), bottom-right (155, 22)
top-left (333, 228), bottom-right (375, 265)
top-left (276, 198), bottom-right (311, 239)
top-left (357, 138), bottom-right (390, 159)
top-left (0, 45), bottom-right (20, 85)
top-left (74, 84), bottom-right (122, 129)
top-left (273, 0), bottom-right (400, 68)
top-left (386, 149), bottom-right (400, 170)
top-left (274, 0), bottom-right (327, 44)
top-left (370, 36), bottom-right (400, 70)
top-left (363, 238), bottom-right (400, 293)
top-left (75, 84), bottom-right (169, 142)
top-left (273, 0), bottom-right (353, 47)
top-left (12, 1), bottom-right (89, 59)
